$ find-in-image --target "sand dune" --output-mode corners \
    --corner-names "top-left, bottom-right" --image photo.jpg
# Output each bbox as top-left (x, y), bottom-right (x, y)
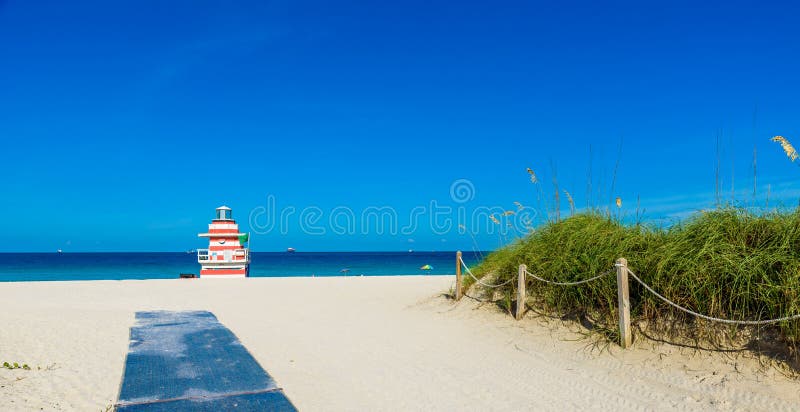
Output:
top-left (1, 276), bottom-right (798, 411)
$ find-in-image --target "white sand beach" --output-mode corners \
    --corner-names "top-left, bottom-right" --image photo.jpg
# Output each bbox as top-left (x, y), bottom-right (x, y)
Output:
top-left (1, 276), bottom-right (799, 411)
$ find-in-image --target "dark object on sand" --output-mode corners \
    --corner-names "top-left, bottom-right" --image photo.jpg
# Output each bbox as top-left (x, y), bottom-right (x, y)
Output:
top-left (116, 311), bottom-right (297, 411)
top-left (179, 273), bottom-right (197, 279)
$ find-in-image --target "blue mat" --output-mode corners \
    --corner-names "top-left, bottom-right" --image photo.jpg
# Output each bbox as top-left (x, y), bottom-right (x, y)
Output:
top-left (116, 311), bottom-right (296, 411)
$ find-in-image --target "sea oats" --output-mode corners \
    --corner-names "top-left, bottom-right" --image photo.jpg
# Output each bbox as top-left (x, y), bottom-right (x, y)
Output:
top-left (771, 136), bottom-right (799, 162)
top-left (526, 168), bottom-right (538, 183)
top-left (513, 201), bottom-right (523, 210)
top-left (475, 211), bottom-right (800, 367)
top-left (503, 210), bottom-right (515, 216)
top-left (563, 190), bottom-right (575, 213)
top-left (615, 197), bottom-right (622, 208)
top-left (490, 215), bottom-right (500, 224)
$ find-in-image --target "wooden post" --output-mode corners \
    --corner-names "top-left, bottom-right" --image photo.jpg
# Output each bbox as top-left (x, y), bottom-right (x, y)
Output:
top-left (455, 251), bottom-right (463, 301)
top-left (516, 264), bottom-right (527, 320)
top-left (616, 258), bottom-right (631, 349)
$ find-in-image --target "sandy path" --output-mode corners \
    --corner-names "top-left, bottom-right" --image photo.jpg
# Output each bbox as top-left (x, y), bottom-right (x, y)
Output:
top-left (0, 276), bottom-right (798, 411)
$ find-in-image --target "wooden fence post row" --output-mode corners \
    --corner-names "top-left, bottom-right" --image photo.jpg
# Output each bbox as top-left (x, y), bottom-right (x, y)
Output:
top-left (616, 257), bottom-right (631, 349)
top-left (455, 251), bottom-right (463, 301)
top-left (516, 264), bottom-right (527, 320)
top-left (460, 252), bottom-right (632, 349)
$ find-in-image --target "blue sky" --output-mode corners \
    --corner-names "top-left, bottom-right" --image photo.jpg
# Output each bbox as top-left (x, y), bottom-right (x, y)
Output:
top-left (2, 0), bottom-right (800, 252)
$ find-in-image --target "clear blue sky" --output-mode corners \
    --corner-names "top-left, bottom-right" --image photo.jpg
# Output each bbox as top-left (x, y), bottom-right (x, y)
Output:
top-left (2, 0), bottom-right (800, 252)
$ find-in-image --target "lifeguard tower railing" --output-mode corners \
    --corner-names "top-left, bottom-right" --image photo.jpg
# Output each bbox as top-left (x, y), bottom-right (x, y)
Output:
top-left (197, 249), bottom-right (249, 264)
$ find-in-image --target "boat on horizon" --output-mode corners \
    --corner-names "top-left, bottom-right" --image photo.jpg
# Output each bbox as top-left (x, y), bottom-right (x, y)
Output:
top-left (287, 247), bottom-right (296, 253)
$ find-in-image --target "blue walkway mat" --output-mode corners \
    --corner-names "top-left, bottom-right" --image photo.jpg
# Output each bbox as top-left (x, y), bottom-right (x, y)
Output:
top-left (116, 311), bottom-right (297, 411)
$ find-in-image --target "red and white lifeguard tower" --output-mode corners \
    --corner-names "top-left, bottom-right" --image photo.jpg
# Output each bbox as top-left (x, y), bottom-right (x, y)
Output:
top-left (197, 206), bottom-right (250, 278)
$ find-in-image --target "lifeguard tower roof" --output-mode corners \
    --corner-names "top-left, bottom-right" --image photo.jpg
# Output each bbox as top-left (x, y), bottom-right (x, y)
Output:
top-left (214, 205), bottom-right (234, 221)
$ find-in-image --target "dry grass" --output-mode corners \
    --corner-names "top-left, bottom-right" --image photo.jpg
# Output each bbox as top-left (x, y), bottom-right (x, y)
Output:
top-left (772, 136), bottom-right (799, 162)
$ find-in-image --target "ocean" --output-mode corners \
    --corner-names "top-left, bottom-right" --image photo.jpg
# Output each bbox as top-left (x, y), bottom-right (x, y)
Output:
top-left (0, 251), bottom-right (485, 282)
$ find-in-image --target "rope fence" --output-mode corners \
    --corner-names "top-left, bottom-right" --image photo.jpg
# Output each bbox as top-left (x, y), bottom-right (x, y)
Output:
top-left (625, 268), bottom-right (800, 326)
top-left (454, 251), bottom-right (800, 348)
top-left (524, 268), bottom-right (615, 286)
top-left (459, 258), bottom-right (514, 289)
top-left (460, 258), bottom-right (515, 288)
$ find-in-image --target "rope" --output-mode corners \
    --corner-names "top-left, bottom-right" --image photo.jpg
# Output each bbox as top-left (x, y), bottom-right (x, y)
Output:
top-left (524, 268), bottom-right (614, 286)
top-left (626, 268), bottom-right (800, 326)
top-left (459, 257), bottom-right (515, 288)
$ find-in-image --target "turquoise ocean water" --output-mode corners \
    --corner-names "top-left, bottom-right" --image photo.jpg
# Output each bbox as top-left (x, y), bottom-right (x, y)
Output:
top-left (0, 251), bottom-right (485, 282)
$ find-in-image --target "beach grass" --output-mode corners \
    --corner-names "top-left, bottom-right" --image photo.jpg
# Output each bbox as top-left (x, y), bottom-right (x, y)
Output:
top-left (467, 208), bottom-right (800, 362)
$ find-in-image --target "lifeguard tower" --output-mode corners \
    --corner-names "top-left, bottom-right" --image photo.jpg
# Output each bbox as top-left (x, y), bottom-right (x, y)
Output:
top-left (197, 206), bottom-right (250, 278)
